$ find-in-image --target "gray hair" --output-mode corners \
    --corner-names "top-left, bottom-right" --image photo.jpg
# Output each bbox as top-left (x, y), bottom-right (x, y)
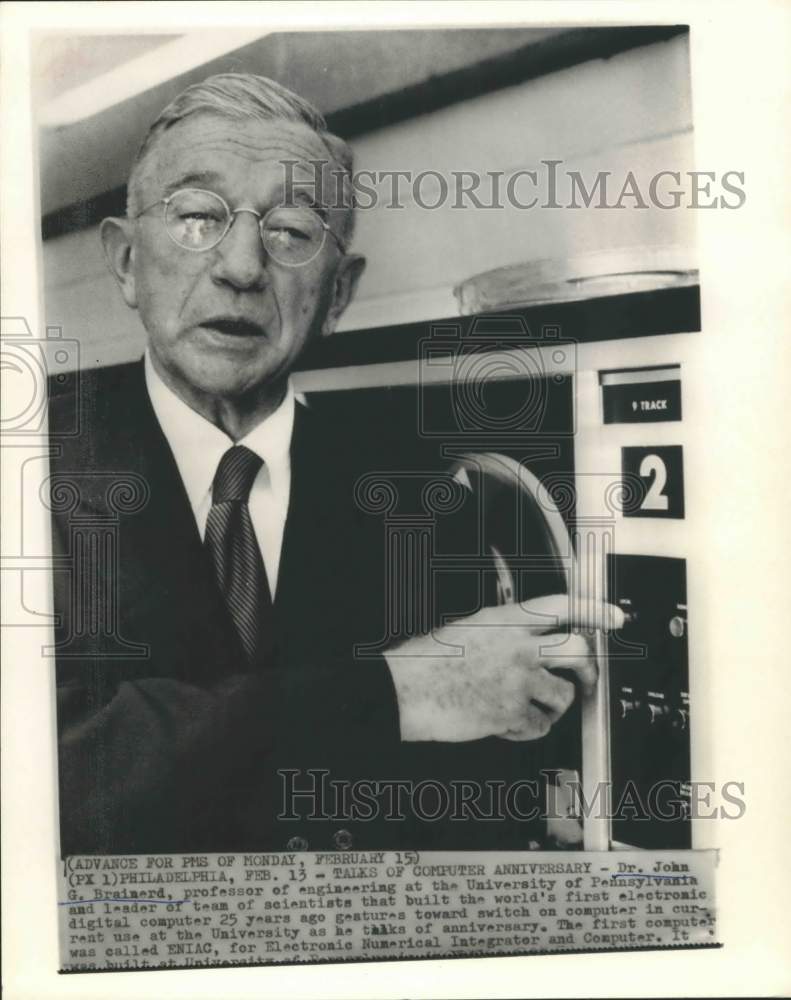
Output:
top-left (126, 73), bottom-right (355, 244)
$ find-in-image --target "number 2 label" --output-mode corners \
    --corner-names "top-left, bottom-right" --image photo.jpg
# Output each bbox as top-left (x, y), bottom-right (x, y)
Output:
top-left (621, 445), bottom-right (684, 519)
top-left (639, 454), bottom-right (669, 511)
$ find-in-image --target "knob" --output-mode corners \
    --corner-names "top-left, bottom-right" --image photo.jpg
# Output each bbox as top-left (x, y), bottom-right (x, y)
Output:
top-left (668, 615), bottom-right (686, 638)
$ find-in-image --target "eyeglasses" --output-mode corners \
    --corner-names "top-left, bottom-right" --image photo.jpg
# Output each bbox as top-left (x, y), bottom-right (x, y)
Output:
top-left (132, 188), bottom-right (345, 267)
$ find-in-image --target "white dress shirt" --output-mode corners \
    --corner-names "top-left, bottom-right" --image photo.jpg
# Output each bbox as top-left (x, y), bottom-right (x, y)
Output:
top-left (144, 352), bottom-right (294, 596)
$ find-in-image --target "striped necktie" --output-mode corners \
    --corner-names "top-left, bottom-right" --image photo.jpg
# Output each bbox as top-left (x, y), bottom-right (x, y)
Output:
top-left (204, 445), bottom-right (271, 665)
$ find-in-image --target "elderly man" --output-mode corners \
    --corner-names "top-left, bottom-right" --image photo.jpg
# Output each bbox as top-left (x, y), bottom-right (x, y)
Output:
top-left (49, 73), bottom-right (618, 855)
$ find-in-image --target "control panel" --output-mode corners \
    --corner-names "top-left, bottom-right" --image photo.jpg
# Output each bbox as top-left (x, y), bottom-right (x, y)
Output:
top-left (607, 554), bottom-right (690, 848)
top-left (575, 341), bottom-right (700, 851)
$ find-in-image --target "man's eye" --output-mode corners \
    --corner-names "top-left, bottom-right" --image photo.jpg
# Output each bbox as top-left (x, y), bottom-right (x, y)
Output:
top-left (180, 212), bottom-right (220, 223)
top-left (268, 226), bottom-right (311, 242)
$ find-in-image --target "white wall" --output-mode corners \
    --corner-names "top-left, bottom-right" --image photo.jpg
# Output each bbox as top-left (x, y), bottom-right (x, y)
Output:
top-left (41, 34), bottom-right (694, 369)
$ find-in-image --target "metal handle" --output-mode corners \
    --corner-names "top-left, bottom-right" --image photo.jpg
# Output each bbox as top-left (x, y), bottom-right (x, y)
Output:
top-left (450, 452), bottom-right (611, 850)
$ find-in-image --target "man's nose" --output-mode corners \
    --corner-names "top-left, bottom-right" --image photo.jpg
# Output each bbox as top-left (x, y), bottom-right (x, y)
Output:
top-left (209, 210), bottom-right (268, 291)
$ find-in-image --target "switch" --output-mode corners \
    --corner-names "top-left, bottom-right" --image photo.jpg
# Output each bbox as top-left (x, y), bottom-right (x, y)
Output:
top-left (620, 697), bottom-right (639, 719)
top-left (646, 702), bottom-right (669, 725)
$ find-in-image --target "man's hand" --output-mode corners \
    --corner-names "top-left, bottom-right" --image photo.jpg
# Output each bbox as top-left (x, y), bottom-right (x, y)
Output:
top-left (385, 595), bottom-right (624, 743)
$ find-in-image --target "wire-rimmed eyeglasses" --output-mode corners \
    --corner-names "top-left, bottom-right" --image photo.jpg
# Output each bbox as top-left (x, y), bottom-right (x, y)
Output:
top-left (132, 188), bottom-right (345, 267)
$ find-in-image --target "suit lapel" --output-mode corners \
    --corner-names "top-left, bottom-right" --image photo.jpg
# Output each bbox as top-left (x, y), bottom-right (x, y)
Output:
top-left (70, 362), bottom-right (248, 678)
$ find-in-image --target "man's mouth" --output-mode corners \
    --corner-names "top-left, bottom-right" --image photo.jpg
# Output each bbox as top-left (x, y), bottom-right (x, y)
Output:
top-left (200, 317), bottom-right (267, 338)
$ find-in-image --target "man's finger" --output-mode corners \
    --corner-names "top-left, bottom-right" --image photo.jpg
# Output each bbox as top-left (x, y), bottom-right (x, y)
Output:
top-left (527, 669), bottom-right (576, 723)
top-left (542, 656), bottom-right (598, 696)
top-left (473, 595), bottom-right (625, 634)
top-left (513, 594), bottom-right (625, 633)
top-left (537, 631), bottom-right (591, 661)
top-left (548, 595), bottom-right (624, 634)
top-left (501, 702), bottom-right (553, 741)
top-left (536, 631), bottom-right (598, 694)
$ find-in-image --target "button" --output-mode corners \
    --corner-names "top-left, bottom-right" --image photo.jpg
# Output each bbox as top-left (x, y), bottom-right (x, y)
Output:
top-left (286, 836), bottom-right (308, 851)
top-left (333, 829), bottom-right (353, 850)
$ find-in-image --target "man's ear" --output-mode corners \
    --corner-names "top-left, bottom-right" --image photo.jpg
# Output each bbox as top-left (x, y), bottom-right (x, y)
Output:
top-left (321, 254), bottom-right (366, 337)
top-left (100, 217), bottom-right (138, 309)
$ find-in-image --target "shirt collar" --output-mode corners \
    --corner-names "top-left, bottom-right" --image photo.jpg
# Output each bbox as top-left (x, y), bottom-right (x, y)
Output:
top-left (144, 351), bottom-right (295, 509)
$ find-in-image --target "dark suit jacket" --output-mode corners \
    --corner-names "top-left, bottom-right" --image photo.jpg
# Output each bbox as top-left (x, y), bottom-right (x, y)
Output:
top-left (49, 361), bottom-right (551, 856)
